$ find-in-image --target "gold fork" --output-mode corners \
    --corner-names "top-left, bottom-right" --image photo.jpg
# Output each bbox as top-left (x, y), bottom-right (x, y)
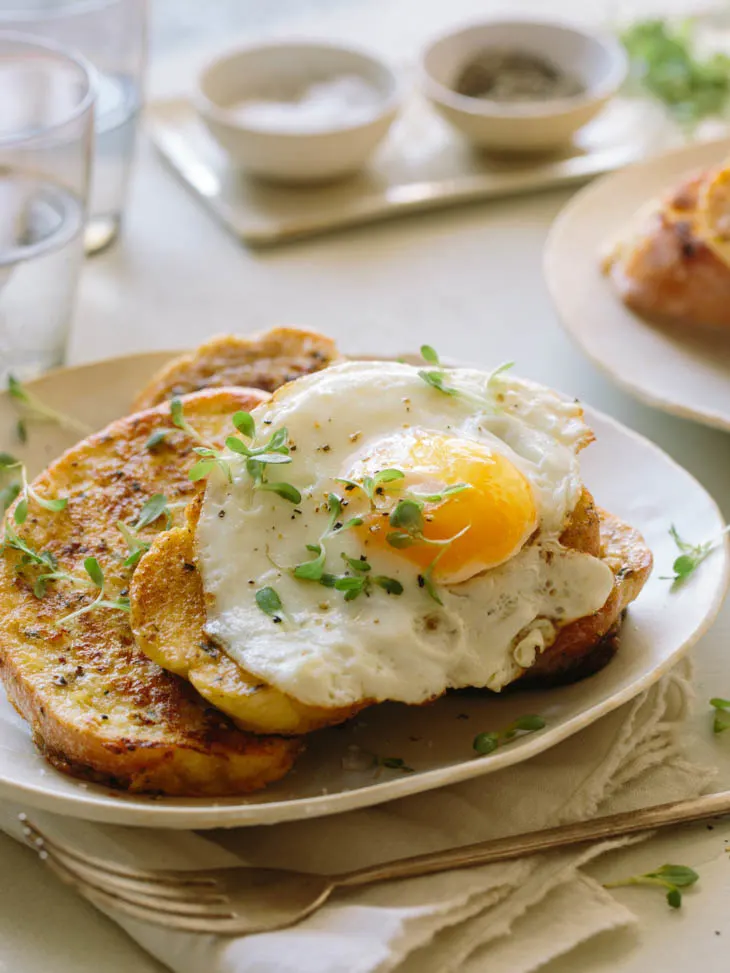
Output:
top-left (21, 789), bottom-right (730, 936)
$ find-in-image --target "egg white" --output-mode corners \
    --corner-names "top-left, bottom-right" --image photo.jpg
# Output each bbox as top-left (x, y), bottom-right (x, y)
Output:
top-left (196, 361), bottom-right (614, 707)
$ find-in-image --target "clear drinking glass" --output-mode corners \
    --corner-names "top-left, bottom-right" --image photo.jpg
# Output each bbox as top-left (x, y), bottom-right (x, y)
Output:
top-left (0, 33), bottom-right (93, 382)
top-left (0, 0), bottom-right (147, 255)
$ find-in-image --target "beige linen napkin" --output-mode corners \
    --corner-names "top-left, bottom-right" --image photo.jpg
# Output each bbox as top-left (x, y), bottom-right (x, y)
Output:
top-left (0, 662), bottom-right (713, 973)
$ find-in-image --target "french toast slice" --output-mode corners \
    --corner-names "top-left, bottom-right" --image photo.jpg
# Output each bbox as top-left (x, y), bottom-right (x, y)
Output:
top-left (0, 389), bottom-right (302, 796)
top-left (133, 328), bottom-right (342, 411)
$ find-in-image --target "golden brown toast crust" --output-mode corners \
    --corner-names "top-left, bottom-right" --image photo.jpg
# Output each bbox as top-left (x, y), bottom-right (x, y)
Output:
top-left (133, 328), bottom-right (342, 411)
top-left (0, 388), bottom-right (301, 796)
top-left (605, 170), bottom-right (730, 330)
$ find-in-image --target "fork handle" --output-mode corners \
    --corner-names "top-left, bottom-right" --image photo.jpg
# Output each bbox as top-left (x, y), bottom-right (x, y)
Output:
top-left (334, 789), bottom-right (730, 889)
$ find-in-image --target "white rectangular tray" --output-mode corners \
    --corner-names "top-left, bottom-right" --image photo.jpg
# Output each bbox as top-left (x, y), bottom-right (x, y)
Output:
top-left (146, 94), bottom-right (706, 247)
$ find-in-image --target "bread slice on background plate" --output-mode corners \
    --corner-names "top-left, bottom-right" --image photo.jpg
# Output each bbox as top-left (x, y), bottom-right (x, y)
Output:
top-left (133, 327), bottom-right (342, 410)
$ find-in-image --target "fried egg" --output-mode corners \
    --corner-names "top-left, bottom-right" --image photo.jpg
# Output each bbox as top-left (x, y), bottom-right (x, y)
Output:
top-left (196, 360), bottom-right (614, 708)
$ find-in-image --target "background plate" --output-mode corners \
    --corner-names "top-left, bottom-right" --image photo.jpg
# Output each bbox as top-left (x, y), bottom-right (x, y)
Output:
top-left (544, 137), bottom-right (730, 433)
top-left (0, 352), bottom-right (726, 828)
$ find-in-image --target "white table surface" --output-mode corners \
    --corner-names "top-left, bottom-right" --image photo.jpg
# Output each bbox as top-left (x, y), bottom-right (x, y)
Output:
top-left (3, 0), bottom-right (730, 970)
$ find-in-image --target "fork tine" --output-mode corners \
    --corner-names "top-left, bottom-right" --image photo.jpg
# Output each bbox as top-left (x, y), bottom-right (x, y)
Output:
top-left (37, 839), bottom-right (229, 907)
top-left (39, 851), bottom-right (236, 933)
top-left (21, 819), bottom-right (217, 887)
top-left (32, 840), bottom-right (236, 921)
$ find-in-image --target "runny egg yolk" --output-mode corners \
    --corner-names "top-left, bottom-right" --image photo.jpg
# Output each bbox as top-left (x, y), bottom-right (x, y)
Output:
top-left (349, 433), bottom-right (538, 584)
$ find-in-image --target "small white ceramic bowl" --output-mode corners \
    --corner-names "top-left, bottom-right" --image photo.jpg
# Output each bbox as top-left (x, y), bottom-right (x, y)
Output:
top-left (421, 19), bottom-right (628, 153)
top-left (195, 40), bottom-right (401, 183)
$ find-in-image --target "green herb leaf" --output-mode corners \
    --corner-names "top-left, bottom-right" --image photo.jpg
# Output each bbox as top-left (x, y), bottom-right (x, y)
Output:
top-left (268, 428), bottom-right (288, 451)
top-left (380, 756), bottom-right (414, 772)
top-left (232, 410), bottom-right (255, 439)
top-left (14, 498), bottom-right (28, 525)
top-left (294, 545), bottom-right (326, 581)
top-left (420, 345), bottom-right (440, 365)
top-left (36, 496), bottom-right (67, 513)
top-left (189, 459), bottom-right (216, 481)
top-left (473, 715), bottom-right (546, 756)
top-left (0, 453), bottom-right (20, 471)
top-left (0, 483), bottom-right (21, 514)
top-left (374, 468), bottom-right (406, 486)
top-left (170, 398), bottom-right (185, 429)
top-left (710, 697), bottom-right (730, 733)
top-left (258, 482), bottom-right (302, 504)
top-left (341, 553), bottom-right (371, 573)
top-left (389, 498), bottom-right (424, 533)
top-left (473, 732), bottom-right (499, 755)
top-left (373, 576), bottom-right (403, 595)
top-left (647, 865), bottom-right (699, 888)
top-left (418, 369), bottom-right (458, 396)
top-left (255, 586), bottom-right (284, 618)
top-left (621, 18), bottom-right (730, 127)
top-left (341, 516), bottom-right (364, 530)
top-left (84, 556), bottom-right (105, 589)
top-left (249, 451), bottom-right (292, 465)
top-left (666, 888), bottom-right (682, 909)
top-left (387, 531), bottom-right (415, 549)
top-left (135, 494), bottom-right (169, 530)
top-left (145, 429), bottom-right (167, 450)
top-left (662, 524), bottom-right (726, 585)
top-left (225, 436), bottom-right (251, 456)
top-left (512, 714), bottom-right (547, 732)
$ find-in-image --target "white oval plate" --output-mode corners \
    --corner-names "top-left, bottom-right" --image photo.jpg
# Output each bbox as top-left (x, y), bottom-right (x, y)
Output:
top-left (0, 353), bottom-right (726, 828)
top-left (544, 137), bottom-right (730, 432)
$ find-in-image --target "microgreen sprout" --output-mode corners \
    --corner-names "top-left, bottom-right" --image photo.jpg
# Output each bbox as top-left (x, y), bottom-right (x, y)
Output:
top-left (335, 468), bottom-right (405, 509)
top-left (291, 494), bottom-right (394, 601)
top-left (292, 493), bottom-right (363, 583)
top-left (1, 521), bottom-right (58, 572)
top-left (57, 556), bottom-right (130, 627)
top-left (417, 345), bottom-right (515, 409)
top-left (473, 715), bottom-right (547, 756)
top-left (0, 458), bottom-right (68, 526)
top-left (605, 864), bottom-right (699, 909)
top-left (225, 412), bottom-right (302, 504)
top-left (7, 374), bottom-right (92, 440)
top-left (387, 496), bottom-right (470, 604)
top-left (115, 494), bottom-right (174, 568)
top-left (710, 698), bottom-right (730, 733)
top-left (169, 398), bottom-right (233, 483)
top-left (661, 524), bottom-right (730, 585)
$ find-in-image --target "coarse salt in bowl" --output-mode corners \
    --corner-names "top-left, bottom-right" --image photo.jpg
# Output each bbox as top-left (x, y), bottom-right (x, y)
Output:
top-left (195, 40), bottom-right (402, 183)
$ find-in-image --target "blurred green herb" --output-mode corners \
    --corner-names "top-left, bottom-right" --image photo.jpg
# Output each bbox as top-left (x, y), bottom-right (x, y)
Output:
top-left (710, 697), bottom-right (730, 733)
top-left (621, 18), bottom-right (730, 126)
top-left (7, 374), bottom-right (92, 441)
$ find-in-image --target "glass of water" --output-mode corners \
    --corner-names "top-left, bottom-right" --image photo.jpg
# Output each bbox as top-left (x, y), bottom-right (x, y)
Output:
top-left (0, 0), bottom-right (147, 255)
top-left (0, 33), bottom-right (93, 382)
